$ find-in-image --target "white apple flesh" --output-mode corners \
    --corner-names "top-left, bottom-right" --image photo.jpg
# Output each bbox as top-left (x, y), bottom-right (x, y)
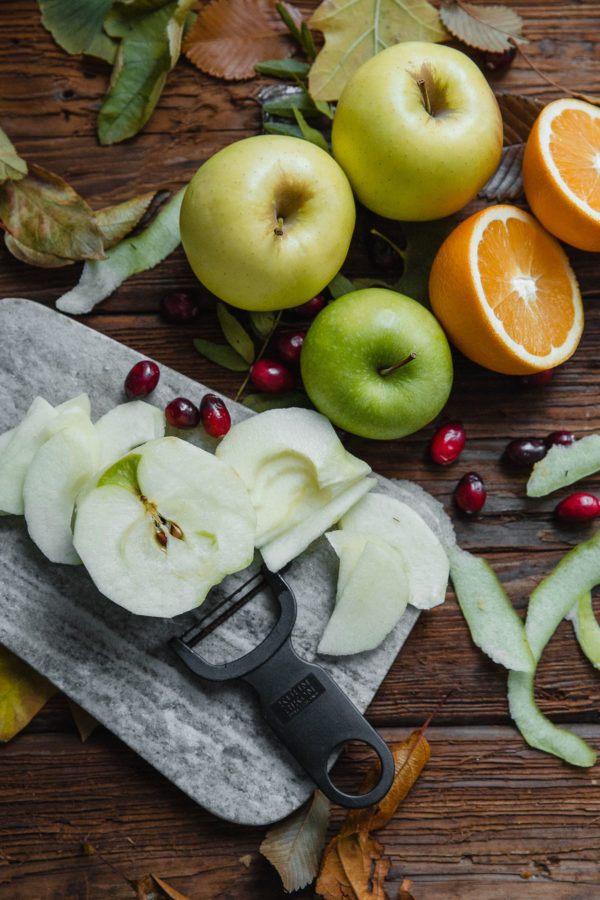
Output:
top-left (73, 437), bottom-right (256, 617)
top-left (179, 135), bottom-right (356, 311)
top-left (94, 399), bottom-right (165, 468)
top-left (331, 41), bottom-right (503, 221)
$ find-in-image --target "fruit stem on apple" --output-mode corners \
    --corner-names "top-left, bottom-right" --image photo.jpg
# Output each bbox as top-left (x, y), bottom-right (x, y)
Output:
top-left (379, 352), bottom-right (416, 376)
top-left (370, 228), bottom-right (406, 261)
top-left (274, 216), bottom-right (284, 236)
top-left (417, 78), bottom-right (432, 116)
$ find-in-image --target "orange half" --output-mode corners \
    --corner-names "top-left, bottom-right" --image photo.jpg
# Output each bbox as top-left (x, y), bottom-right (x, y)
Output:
top-left (429, 205), bottom-right (583, 375)
top-left (523, 98), bottom-right (600, 252)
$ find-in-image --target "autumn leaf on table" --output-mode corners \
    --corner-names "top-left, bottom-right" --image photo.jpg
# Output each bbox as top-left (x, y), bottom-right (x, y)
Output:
top-left (134, 873), bottom-right (191, 900)
top-left (0, 645), bottom-right (57, 741)
top-left (95, 190), bottom-right (158, 249)
top-left (440, 0), bottom-right (527, 53)
top-left (308, 0), bottom-right (448, 101)
top-left (0, 127), bottom-right (27, 183)
top-left (37, 0), bottom-right (118, 62)
top-left (182, 0), bottom-right (297, 80)
top-left (260, 789), bottom-right (331, 892)
top-left (0, 163), bottom-right (105, 261)
top-left (67, 699), bottom-right (99, 742)
top-left (479, 94), bottom-right (545, 201)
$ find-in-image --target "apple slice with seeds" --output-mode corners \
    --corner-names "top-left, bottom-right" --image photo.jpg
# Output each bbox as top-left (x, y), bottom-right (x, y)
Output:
top-left (339, 492), bottom-right (449, 609)
top-left (73, 437), bottom-right (256, 617)
top-left (317, 535), bottom-right (410, 656)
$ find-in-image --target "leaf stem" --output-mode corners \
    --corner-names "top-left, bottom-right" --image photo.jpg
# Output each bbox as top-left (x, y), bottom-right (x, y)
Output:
top-left (370, 228), bottom-right (406, 261)
top-left (510, 39), bottom-right (575, 97)
top-left (234, 310), bottom-right (282, 402)
top-left (379, 352), bottom-right (416, 376)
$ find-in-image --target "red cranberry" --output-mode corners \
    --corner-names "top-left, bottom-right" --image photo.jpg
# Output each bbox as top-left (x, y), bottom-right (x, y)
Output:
top-left (124, 360), bottom-right (160, 398)
top-left (454, 472), bottom-right (486, 515)
top-left (555, 493), bottom-right (600, 523)
top-left (200, 394), bottom-right (231, 438)
top-left (275, 330), bottom-right (306, 366)
top-left (545, 430), bottom-right (575, 448)
top-left (430, 421), bottom-right (466, 465)
top-left (289, 294), bottom-right (326, 318)
top-left (504, 438), bottom-right (547, 466)
top-left (159, 291), bottom-right (199, 324)
top-left (165, 397), bottom-right (200, 429)
top-left (484, 47), bottom-right (517, 71)
top-left (250, 359), bottom-right (294, 393)
top-left (520, 369), bottom-right (553, 387)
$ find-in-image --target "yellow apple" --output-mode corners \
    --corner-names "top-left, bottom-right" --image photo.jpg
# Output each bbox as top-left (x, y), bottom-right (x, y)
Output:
top-left (180, 135), bottom-right (356, 311)
top-left (331, 42), bottom-right (503, 221)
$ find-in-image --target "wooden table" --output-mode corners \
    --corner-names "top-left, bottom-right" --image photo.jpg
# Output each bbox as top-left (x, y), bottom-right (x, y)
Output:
top-left (1, 2), bottom-right (599, 897)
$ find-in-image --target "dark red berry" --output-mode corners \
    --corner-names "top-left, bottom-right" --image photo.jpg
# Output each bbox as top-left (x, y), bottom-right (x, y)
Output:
top-left (430, 421), bottom-right (466, 465)
top-left (454, 472), bottom-right (486, 515)
top-left (200, 394), bottom-right (231, 438)
top-left (484, 47), bottom-right (517, 71)
top-left (124, 360), bottom-right (160, 398)
top-left (250, 359), bottom-right (294, 393)
top-left (520, 369), bottom-right (553, 387)
top-left (165, 397), bottom-right (200, 429)
top-left (275, 330), bottom-right (306, 366)
top-left (555, 493), bottom-right (600, 523)
top-left (504, 438), bottom-right (547, 466)
top-left (160, 291), bottom-right (199, 324)
top-left (289, 294), bottom-right (326, 318)
top-left (545, 430), bottom-right (576, 448)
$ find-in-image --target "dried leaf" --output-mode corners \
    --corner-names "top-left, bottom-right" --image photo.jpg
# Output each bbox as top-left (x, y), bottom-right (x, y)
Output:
top-left (95, 190), bottom-right (157, 249)
top-left (308, 0), bottom-right (448, 101)
top-left (243, 391), bottom-right (312, 411)
top-left (479, 94), bottom-right (544, 201)
top-left (38, 0), bottom-right (116, 59)
top-left (183, 0), bottom-right (295, 81)
top-left (134, 874), bottom-right (191, 900)
top-left (0, 645), bottom-right (57, 741)
top-left (572, 92), bottom-right (600, 108)
top-left (0, 127), bottom-right (27, 183)
top-left (440, 0), bottom-right (526, 53)
top-left (68, 699), bottom-right (99, 742)
top-left (496, 93), bottom-right (544, 146)
top-left (337, 831), bottom-right (391, 900)
top-left (217, 303), bottom-right (255, 364)
top-left (315, 838), bottom-right (353, 900)
top-left (479, 144), bottom-right (524, 201)
top-left (260, 790), bottom-right (331, 892)
top-left (0, 163), bottom-right (105, 261)
top-left (4, 233), bottom-right (73, 268)
top-left (193, 338), bottom-right (250, 372)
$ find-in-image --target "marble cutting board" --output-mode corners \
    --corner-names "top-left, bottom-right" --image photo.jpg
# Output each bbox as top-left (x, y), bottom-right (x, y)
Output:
top-left (0, 297), bottom-right (424, 826)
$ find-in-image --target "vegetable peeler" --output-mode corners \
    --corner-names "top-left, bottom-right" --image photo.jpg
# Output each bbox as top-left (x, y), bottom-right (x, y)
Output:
top-left (170, 566), bottom-right (395, 809)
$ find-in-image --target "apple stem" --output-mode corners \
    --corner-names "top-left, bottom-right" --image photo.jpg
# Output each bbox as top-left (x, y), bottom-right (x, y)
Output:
top-left (370, 228), bottom-right (406, 261)
top-left (379, 352), bottom-right (416, 376)
top-left (274, 216), bottom-right (284, 236)
top-left (417, 78), bottom-right (432, 116)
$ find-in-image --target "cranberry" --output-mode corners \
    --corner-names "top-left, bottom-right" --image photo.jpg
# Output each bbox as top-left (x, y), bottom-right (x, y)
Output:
top-left (289, 294), bottom-right (326, 318)
top-left (160, 291), bottom-right (199, 324)
top-left (165, 397), bottom-right (200, 429)
top-left (484, 47), bottom-right (517, 71)
top-left (555, 493), bottom-right (600, 523)
top-left (200, 394), bottom-right (231, 438)
top-left (454, 472), bottom-right (486, 515)
top-left (124, 360), bottom-right (160, 398)
top-left (430, 421), bottom-right (466, 465)
top-left (520, 369), bottom-right (553, 387)
top-left (250, 359), bottom-right (294, 393)
top-left (545, 430), bottom-right (576, 448)
top-left (504, 438), bottom-right (547, 466)
top-left (275, 330), bottom-right (305, 366)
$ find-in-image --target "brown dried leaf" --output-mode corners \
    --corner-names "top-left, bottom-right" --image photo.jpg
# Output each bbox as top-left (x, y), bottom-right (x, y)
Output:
top-left (260, 789), bottom-right (331, 892)
top-left (183, 0), bottom-right (295, 81)
top-left (95, 191), bottom-right (157, 250)
top-left (338, 831), bottom-right (390, 900)
top-left (315, 837), bottom-right (354, 900)
top-left (0, 163), bottom-right (105, 261)
top-left (67, 699), bottom-right (100, 742)
top-left (440, 0), bottom-right (526, 53)
top-left (496, 93), bottom-right (544, 146)
top-left (134, 874), bottom-right (191, 900)
top-left (0, 645), bottom-right (57, 741)
top-left (572, 92), bottom-right (600, 108)
top-left (0, 126), bottom-right (27, 182)
top-left (478, 94), bottom-right (544, 201)
top-left (4, 233), bottom-right (73, 268)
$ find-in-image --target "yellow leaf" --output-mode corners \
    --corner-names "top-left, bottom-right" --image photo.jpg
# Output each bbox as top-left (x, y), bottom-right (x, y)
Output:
top-left (0, 645), bottom-right (56, 741)
top-left (308, 0), bottom-right (448, 101)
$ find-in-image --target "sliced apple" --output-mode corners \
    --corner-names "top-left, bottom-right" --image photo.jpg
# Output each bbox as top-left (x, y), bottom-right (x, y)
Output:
top-left (317, 535), bottom-right (410, 655)
top-left (215, 408), bottom-right (373, 571)
top-left (72, 436), bottom-right (256, 617)
top-left (339, 492), bottom-right (449, 609)
top-left (94, 400), bottom-right (165, 468)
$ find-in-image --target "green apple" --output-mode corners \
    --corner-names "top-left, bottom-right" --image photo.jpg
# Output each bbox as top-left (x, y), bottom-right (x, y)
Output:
top-left (300, 289), bottom-right (453, 440)
top-left (179, 135), bottom-right (356, 312)
top-left (331, 41), bottom-right (503, 221)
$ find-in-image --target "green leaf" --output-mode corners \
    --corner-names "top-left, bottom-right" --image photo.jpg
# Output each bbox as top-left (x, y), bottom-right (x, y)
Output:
top-left (0, 127), bottom-right (27, 183)
top-left (55, 187), bottom-right (184, 314)
top-left (263, 121), bottom-right (305, 139)
top-left (249, 310), bottom-right (278, 338)
top-left (291, 107), bottom-right (329, 152)
top-left (193, 338), bottom-right (250, 372)
top-left (0, 645), bottom-right (57, 741)
top-left (328, 272), bottom-right (356, 298)
top-left (0, 163), bottom-right (105, 261)
top-left (255, 58), bottom-right (311, 79)
top-left (243, 391), bottom-right (313, 412)
top-left (276, 2), bottom-right (316, 61)
top-left (392, 218), bottom-right (456, 306)
top-left (308, 0), bottom-right (448, 101)
top-left (95, 190), bottom-right (157, 249)
top-left (216, 303), bottom-right (255, 365)
top-left (263, 90), bottom-right (325, 120)
top-left (38, 0), bottom-right (115, 56)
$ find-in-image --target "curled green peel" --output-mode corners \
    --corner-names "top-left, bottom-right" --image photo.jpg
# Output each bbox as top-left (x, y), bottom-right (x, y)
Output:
top-left (566, 592), bottom-right (600, 670)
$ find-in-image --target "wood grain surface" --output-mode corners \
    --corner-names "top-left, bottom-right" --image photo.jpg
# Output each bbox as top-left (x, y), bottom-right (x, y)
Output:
top-left (1, 1), bottom-right (600, 898)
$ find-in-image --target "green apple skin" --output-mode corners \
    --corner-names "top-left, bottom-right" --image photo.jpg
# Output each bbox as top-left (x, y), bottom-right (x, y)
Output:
top-left (179, 135), bottom-right (356, 312)
top-left (300, 289), bottom-right (453, 440)
top-left (331, 41), bottom-right (503, 221)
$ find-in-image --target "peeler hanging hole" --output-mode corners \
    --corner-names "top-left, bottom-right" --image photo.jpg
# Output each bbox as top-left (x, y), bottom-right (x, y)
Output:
top-left (326, 739), bottom-right (390, 799)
